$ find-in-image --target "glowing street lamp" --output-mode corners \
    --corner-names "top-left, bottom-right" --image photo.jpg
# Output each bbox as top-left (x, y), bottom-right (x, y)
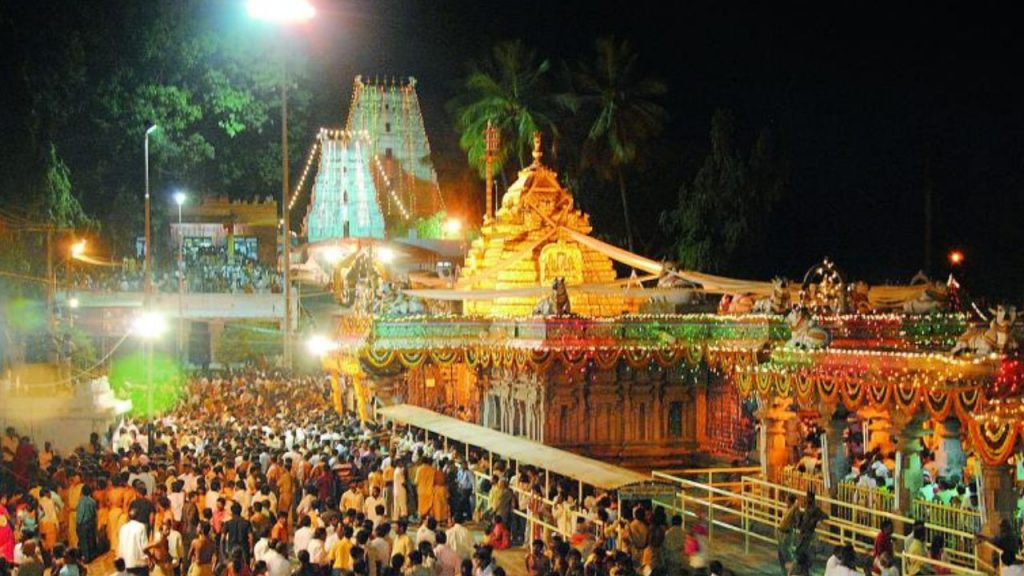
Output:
top-left (306, 334), bottom-right (339, 356)
top-left (132, 310), bottom-right (166, 421)
top-left (444, 218), bottom-right (462, 238)
top-left (70, 240), bottom-right (87, 259)
top-left (246, 0), bottom-right (315, 22)
top-left (323, 246), bottom-right (345, 265)
top-left (132, 311), bottom-right (168, 339)
top-left (948, 249), bottom-right (964, 266)
top-left (376, 246), bottom-right (396, 264)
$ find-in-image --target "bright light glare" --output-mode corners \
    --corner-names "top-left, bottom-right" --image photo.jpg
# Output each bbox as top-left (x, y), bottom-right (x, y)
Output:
top-left (132, 311), bottom-right (167, 339)
top-left (323, 246), bottom-right (345, 265)
top-left (70, 240), bottom-right (87, 259)
top-left (444, 218), bottom-right (462, 237)
top-left (948, 250), bottom-right (964, 266)
top-left (174, 191), bottom-right (187, 206)
top-left (306, 334), bottom-right (339, 356)
top-left (376, 246), bottom-right (395, 264)
top-left (68, 298), bottom-right (80, 309)
top-left (247, 0), bottom-right (315, 23)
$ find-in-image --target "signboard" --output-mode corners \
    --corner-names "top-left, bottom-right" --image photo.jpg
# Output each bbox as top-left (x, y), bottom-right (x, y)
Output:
top-left (617, 480), bottom-right (678, 501)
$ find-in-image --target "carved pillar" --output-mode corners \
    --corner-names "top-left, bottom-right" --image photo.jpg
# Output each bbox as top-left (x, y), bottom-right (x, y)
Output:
top-left (764, 399), bottom-right (795, 483)
top-left (819, 403), bottom-right (849, 493)
top-left (892, 412), bottom-right (926, 516)
top-left (695, 367), bottom-right (709, 448)
top-left (980, 462), bottom-right (1016, 537)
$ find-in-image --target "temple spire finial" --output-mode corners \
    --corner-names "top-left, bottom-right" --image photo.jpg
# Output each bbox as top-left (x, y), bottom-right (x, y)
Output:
top-left (531, 131), bottom-right (543, 167)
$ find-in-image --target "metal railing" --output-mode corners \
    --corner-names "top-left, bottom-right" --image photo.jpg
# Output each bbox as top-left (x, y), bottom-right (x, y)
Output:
top-left (651, 469), bottom-right (985, 573)
top-left (780, 466), bottom-right (982, 537)
top-left (902, 551), bottom-right (986, 576)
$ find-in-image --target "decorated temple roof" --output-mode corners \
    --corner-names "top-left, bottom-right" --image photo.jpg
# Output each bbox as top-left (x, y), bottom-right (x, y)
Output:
top-left (458, 134), bottom-right (638, 317)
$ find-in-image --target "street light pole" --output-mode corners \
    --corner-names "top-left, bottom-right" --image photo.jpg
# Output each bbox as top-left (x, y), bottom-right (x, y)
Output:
top-left (144, 124), bottom-right (159, 431)
top-left (246, 0), bottom-right (314, 371)
top-left (281, 61), bottom-right (293, 370)
top-left (174, 192), bottom-right (187, 363)
top-left (144, 124), bottom-right (159, 298)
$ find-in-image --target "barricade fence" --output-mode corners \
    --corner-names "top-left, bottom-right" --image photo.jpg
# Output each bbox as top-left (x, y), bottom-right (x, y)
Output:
top-left (652, 470), bottom-right (983, 573)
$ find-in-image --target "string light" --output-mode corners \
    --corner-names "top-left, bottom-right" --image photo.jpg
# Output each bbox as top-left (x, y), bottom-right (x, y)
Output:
top-left (372, 155), bottom-right (410, 220)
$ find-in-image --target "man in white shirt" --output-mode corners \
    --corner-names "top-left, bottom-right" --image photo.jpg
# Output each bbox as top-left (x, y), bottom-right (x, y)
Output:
top-left (264, 542), bottom-right (291, 576)
top-left (253, 533), bottom-right (272, 563)
top-left (364, 487), bottom-right (384, 526)
top-left (433, 532), bottom-right (460, 576)
top-left (119, 510), bottom-right (150, 575)
top-left (205, 480), bottom-right (222, 512)
top-left (445, 514), bottom-right (474, 560)
top-left (293, 515), bottom-right (315, 555)
top-left (369, 525), bottom-right (392, 571)
top-left (415, 517), bottom-right (437, 546)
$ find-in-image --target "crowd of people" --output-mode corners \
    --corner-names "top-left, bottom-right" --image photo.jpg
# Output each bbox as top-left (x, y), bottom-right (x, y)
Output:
top-left (64, 256), bottom-right (282, 295)
top-left (1, 371), bottom-right (739, 576)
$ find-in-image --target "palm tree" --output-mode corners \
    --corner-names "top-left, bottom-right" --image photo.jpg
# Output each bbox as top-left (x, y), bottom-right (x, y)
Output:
top-left (448, 40), bottom-right (576, 179)
top-left (575, 37), bottom-right (667, 252)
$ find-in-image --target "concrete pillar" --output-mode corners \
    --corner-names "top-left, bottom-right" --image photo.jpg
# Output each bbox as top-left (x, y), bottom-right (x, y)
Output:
top-left (934, 418), bottom-right (966, 480)
top-left (892, 412), bottom-right (926, 515)
top-left (819, 404), bottom-right (850, 492)
top-left (764, 400), bottom-right (796, 483)
top-left (980, 462), bottom-right (1016, 538)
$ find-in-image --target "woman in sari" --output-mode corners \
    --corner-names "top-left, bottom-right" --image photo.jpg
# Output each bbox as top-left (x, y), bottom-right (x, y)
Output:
top-left (107, 474), bottom-right (128, 553)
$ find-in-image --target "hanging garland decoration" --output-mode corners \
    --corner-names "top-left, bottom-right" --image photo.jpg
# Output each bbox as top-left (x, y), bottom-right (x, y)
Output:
top-left (430, 349), bottom-right (459, 366)
top-left (364, 348), bottom-right (396, 371)
top-left (464, 347), bottom-right (480, 368)
top-left (514, 349), bottom-right (530, 371)
top-left (795, 374), bottom-right (816, 405)
top-left (867, 381), bottom-right (891, 406)
top-left (756, 371), bottom-right (779, 396)
top-left (654, 348), bottom-right (685, 369)
top-left (398, 350), bottom-right (426, 368)
top-left (530, 349), bottom-right (555, 372)
top-left (683, 345), bottom-right (704, 366)
top-left (924, 389), bottom-right (953, 421)
top-left (818, 377), bottom-right (840, 406)
top-left (734, 372), bottom-right (754, 396)
top-left (954, 388), bottom-right (983, 421)
top-left (624, 349), bottom-right (651, 370)
top-left (841, 380), bottom-right (865, 409)
top-left (968, 418), bottom-right (1020, 465)
top-left (593, 349), bottom-right (621, 371)
top-left (893, 381), bottom-right (921, 413)
top-left (561, 349), bottom-right (589, 371)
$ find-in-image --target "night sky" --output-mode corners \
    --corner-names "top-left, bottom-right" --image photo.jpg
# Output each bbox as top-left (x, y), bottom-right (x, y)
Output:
top-left (7, 2), bottom-right (1024, 298)
top-left (289, 1), bottom-right (1024, 297)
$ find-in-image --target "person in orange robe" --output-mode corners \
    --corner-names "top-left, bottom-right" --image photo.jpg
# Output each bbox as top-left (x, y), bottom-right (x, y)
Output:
top-left (431, 465), bottom-right (450, 523)
top-left (107, 476), bottom-right (128, 553)
top-left (66, 473), bottom-right (84, 547)
top-left (415, 461), bottom-right (436, 519)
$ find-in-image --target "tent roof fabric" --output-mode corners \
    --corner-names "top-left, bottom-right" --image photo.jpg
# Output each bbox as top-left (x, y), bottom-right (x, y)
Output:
top-left (377, 404), bottom-right (649, 491)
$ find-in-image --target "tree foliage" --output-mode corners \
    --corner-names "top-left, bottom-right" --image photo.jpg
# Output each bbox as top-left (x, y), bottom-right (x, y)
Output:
top-left (661, 109), bottom-right (786, 274)
top-left (574, 37), bottom-right (667, 251)
top-left (448, 40), bottom-right (576, 178)
top-left (0, 1), bottom-right (313, 255)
